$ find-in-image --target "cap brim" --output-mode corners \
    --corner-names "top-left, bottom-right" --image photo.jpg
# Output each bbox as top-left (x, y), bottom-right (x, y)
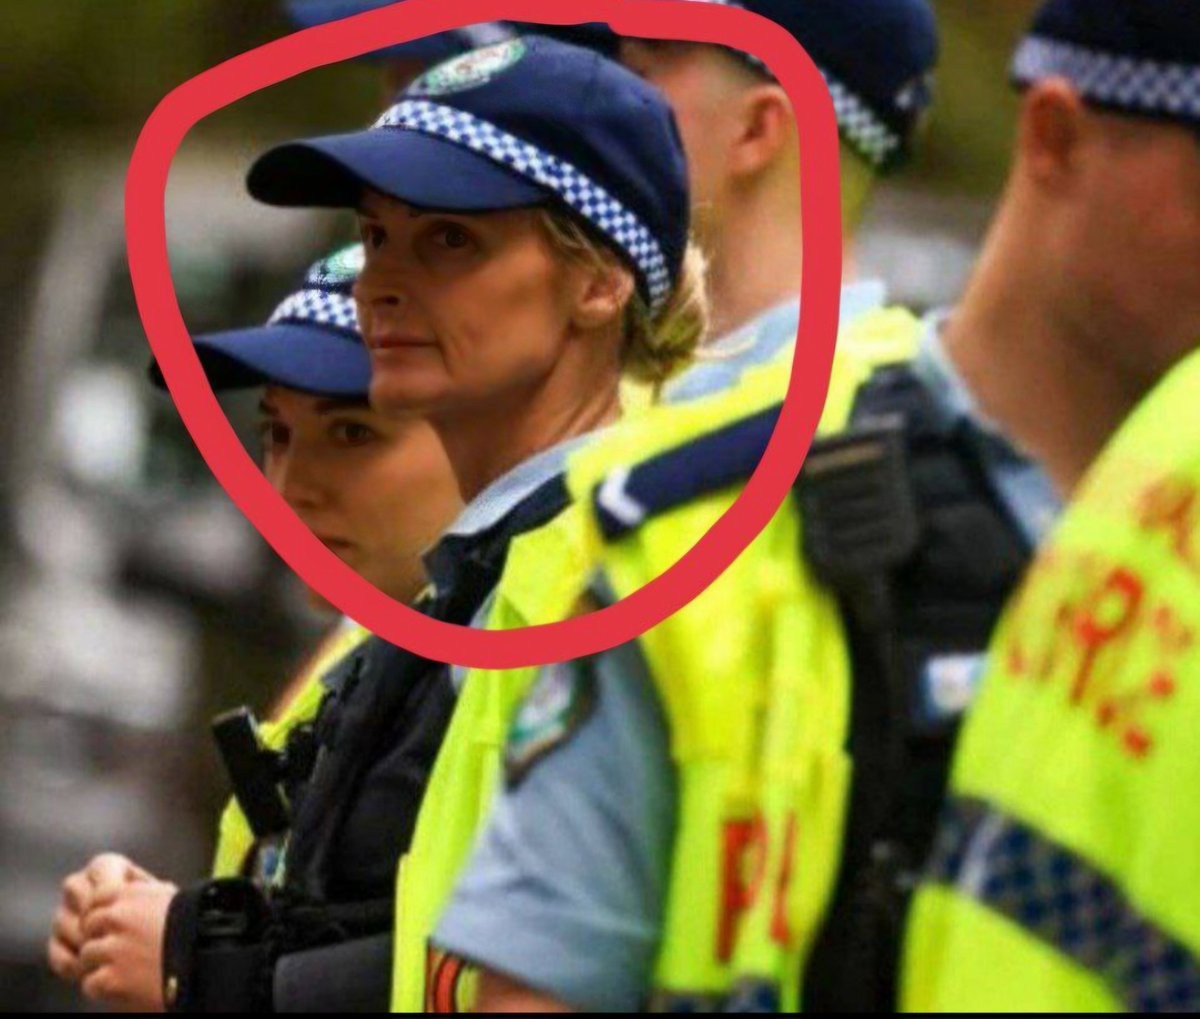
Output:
top-left (150, 323), bottom-right (372, 397)
top-left (247, 128), bottom-right (548, 212)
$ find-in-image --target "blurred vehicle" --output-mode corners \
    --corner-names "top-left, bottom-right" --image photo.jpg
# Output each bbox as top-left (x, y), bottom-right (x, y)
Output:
top-left (0, 148), bottom-right (336, 1009)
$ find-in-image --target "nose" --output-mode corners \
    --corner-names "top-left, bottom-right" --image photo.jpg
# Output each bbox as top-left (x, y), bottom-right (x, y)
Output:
top-left (270, 445), bottom-right (328, 514)
top-left (354, 259), bottom-right (411, 312)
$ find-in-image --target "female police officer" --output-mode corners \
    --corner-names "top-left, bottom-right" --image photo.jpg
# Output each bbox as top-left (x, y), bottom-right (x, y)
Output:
top-left (46, 244), bottom-right (462, 1010)
top-left (98, 36), bottom-right (706, 1012)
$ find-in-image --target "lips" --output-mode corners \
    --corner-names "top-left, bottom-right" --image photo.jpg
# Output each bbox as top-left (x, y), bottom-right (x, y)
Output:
top-left (368, 332), bottom-right (437, 352)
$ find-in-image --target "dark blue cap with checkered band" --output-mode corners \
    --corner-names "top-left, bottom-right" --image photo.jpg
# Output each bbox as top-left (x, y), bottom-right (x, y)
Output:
top-left (1012, 0), bottom-right (1200, 134)
top-left (149, 245), bottom-right (372, 397)
top-left (547, 0), bottom-right (938, 172)
top-left (284, 1), bottom-right (517, 63)
top-left (683, 0), bottom-right (939, 172)
top-left (247, 36), bottom-right (689, 313)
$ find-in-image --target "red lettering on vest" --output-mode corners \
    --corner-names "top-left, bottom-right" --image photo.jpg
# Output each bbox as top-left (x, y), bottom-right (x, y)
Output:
top-left (1071, 568), bottom-right (1144, 704)
top-left (1138, 476), bottom-right (1200, 578)
top-left (769, 814), bottom-right (799, 948)
top-left (425, 947), bottom-right (468, 1013)
top-left (718, 816), bottom-right (767, 963)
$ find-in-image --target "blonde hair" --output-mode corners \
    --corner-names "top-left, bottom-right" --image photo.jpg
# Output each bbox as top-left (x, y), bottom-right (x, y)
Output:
top-left (538, 209), bottom-right (710, 390)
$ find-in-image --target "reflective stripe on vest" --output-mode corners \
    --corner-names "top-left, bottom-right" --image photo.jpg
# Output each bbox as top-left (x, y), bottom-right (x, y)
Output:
top-left (904, 347), bottom-right (1200, 1013)
top-left (211, 620), bottom-right (371, 879)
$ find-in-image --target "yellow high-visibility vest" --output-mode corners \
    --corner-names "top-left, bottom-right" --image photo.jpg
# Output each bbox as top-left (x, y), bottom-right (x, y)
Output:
top-left (903, 347), bottom-right (1200, 1012)
top-left (389, 307), bottom-right (923, 1010)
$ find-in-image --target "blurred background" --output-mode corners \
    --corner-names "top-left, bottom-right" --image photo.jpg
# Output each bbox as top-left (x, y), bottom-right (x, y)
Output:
top-left (0, 1), bottom-right (1037, 1009)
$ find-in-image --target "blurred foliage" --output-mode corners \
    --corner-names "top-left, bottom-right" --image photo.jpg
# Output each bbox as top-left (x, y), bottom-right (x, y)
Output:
top-left (918, 0), bottom-right (1040, 195)
top-left (0, 1), bottom-right (1038, 186)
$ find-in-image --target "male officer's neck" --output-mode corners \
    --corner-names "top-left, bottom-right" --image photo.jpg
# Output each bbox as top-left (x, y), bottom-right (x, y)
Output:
top-left (942, 197), bottom-right (1144, 497)
top-left (705, 184), bottom-right (806, 340)
top-left (432, 352), bottom-right (622, 506)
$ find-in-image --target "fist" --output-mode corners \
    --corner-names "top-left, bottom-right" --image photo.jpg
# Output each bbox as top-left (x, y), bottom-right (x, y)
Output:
top-left (78, 878), bottom-right (178, 1012)
top-left (48, 854), bottom-right (153, 984)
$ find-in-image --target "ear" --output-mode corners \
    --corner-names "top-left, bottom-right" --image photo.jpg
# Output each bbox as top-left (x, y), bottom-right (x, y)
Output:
top-left (728, 84), bottom-right (793, 179)
top-left (569, 262), bottom-right (637, 331)
top-left (1018, 78), bottom-right (1090, 192)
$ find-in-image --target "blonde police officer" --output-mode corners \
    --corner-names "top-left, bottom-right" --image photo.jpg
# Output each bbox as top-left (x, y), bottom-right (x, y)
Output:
top-left (144, 36), bottom-right (707, 1012)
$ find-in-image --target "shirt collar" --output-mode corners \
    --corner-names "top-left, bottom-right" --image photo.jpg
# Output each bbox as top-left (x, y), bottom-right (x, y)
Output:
top-left (839, 278), bottom-right (888, 324)
top-left (423, 430), bottom-right (601, 592)
top-left (912, 309), bottom-right (1012, 445)
top-left (705, 279), bottom-right (889, 357)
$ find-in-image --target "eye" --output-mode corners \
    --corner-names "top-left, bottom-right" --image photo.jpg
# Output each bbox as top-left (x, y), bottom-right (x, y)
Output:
top-left (259, 420), bottom-right (290, 454)
top-left (432, 222), bottom-right (476, 252)
top-left (331, 420), bottom-right (377, 447)
top-left (360, 221), bottom-right (387, 251)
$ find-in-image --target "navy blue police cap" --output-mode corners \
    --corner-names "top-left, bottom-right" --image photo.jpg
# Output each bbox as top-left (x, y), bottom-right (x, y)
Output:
top-left (248, 36), bottom-right (690, 313)
top-left (1012, 0), bottom-right (1200, 134)
top-left (682, 0), bottom-right (939, 172)
top-left (150, 245), bottom-right (371, 397)
top-left (285, 0), bottom-right (515, 63)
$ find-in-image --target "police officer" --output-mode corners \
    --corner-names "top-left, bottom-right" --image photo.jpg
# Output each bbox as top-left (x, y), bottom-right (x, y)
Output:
top-left (903, 1), bottom-right (1200, 1010)
top-left (46, 245), bottom-right (462, 1011)
top-left (139, 36), bottom-right (706, 1012)
top-left (425, 7), bottom-right (1107, 1015)
top-left (613, 0), bottom-right (939, 402)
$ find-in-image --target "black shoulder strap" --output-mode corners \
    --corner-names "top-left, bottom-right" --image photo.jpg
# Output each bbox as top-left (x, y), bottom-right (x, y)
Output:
top-left (591, 405), bottom-right (779, 541)
top-left (800, 362), bottom-right (1033, 1013)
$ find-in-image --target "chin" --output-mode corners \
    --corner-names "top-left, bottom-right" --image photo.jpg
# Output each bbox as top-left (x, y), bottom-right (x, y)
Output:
top-left (369, 365), bottom-right (452, 416)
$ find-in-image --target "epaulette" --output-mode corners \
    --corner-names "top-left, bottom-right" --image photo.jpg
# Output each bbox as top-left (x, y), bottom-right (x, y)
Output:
top-left (591, 403), bottom-right (782, 541)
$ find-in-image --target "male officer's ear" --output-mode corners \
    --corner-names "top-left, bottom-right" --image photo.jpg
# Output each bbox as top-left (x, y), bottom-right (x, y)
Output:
top-left (1019, 77), bottom-right (1091, 193)
top-left (729, 83), bottom-right (795, 180)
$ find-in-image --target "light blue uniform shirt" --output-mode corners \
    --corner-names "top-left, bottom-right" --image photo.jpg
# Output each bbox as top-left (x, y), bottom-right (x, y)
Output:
top-left (424, 432), bottom-right (600, 691)
top-left (664, 280), bottom-right (887, 403)
top-left (435, 309), bottom-right (1061, 1010)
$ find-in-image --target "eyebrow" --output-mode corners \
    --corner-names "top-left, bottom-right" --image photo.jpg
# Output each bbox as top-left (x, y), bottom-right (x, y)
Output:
top-left (314, 398), bottom-right (371, 413)
top-left (257, 397), bottom-right (369, 415)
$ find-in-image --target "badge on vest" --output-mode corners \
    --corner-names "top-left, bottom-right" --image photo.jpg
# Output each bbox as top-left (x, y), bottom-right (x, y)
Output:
top-left (916, 652), bottom-right (987, 727)
top-left (505, 660), bottom-right (596, 786)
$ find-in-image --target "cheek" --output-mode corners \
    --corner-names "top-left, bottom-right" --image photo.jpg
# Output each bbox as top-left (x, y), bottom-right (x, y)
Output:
top-left (355, 433), bottom-right (458, 552)
top-left (440, 252), bottom-right (569, 379)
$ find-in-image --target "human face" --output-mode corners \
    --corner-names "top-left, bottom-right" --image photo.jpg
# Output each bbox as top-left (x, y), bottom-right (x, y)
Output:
top-left (1060, 115), bottom-right (1200, 385)
top-left (258, 386), bottom-right (458, 610)
top-left (354, 193), bottom-right (589, 417)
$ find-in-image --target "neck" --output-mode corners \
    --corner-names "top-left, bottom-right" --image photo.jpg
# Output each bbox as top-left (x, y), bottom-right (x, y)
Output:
top-left (431, 354), bottom-right (622, 505)
top-left (941, 194), bottom-right (1145, 497)
top-left (706, 181), bottom-right (804, 339)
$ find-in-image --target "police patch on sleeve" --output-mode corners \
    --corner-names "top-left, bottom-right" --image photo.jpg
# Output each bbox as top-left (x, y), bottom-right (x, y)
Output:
top-left (409, 38), bottom-right (527, 97)
top-left (505, 660), bottom-right (595, 786)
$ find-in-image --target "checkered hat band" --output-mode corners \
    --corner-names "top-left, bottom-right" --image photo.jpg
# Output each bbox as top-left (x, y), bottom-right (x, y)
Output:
top-left (677, 0), bottom-right (902, 167)
top-left (267, 288), bottom-right (360, 336)
top-left (926, 796), bottom-right (1200, 1012)
top-left (373, 100), bottom-right (672, 311)
top-left (1013, 36), bottom-right (1200, 122)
